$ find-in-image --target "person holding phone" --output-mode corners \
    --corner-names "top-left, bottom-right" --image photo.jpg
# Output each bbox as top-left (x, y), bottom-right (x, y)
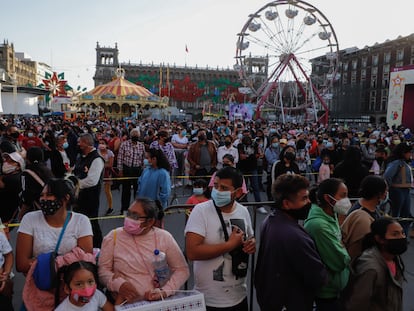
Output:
top-left (185, 167), bottom-right (256, 310)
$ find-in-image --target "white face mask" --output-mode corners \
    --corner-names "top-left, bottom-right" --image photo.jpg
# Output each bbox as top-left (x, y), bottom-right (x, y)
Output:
top-left (329, 195), bottom-right (352, 215)
top-left (2, 162), bottom-right (17, 174)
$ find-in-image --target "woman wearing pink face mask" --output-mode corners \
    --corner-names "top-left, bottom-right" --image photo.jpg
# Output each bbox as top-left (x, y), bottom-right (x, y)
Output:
top-left (56, 261), bottom-right (113, 311)
top-left (99, 198), bottom-right (189, 305)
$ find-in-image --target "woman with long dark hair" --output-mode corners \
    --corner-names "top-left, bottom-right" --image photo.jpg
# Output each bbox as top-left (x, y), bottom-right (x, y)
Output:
top-left (19, 146), bottom-right (54, 219)
top-left (344, 218), bottom-right (406, 311)
top-left (333, 145), bottom-right (369, 198)
top-left (136, 148), bottom-right (171, 210)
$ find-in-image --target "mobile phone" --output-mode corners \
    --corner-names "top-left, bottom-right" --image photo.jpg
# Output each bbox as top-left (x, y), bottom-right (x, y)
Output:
top-left (230, 218), bottom-right (246, 238)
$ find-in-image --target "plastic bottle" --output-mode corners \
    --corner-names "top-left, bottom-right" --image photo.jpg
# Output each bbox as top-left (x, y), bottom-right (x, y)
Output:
top-left (152, 249), bottom-right (170, 287)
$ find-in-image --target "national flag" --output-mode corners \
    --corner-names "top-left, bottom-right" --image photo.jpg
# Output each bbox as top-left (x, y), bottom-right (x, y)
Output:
top-left (185, 45), bottom-right (189, 53)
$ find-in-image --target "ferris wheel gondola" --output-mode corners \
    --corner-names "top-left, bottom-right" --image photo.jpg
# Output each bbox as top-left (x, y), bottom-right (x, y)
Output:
top-left (235, 0), bottom-right (339, 124)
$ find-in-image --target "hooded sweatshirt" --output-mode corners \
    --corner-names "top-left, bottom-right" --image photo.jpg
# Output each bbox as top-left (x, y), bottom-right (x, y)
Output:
top-left (304, 204), bottom-right (350, 298)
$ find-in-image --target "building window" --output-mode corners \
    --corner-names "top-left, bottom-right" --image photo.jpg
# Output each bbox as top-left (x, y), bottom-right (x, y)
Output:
top-left (352, 60), bottom-right (358, 70)
top-left (383, 64), bottom-right (390, 73)
top-left (342, 73), bottom-right (348, 84)
top-left (382, 77), bottom-right (389, 88)
top-left (396, 61), bottom-right (403, 67)
top-left (361, 69), bottom-right (366, 79)
top-left (370, 90), bottom-right (376, 111)
top-left (343, 62), bottom-right (348, 71)
top-left (362, 57), bottom-right (367, 68)
top-left (384, 52), bottom-right (391, 64)
top-left (397, 49), bottom-right (404, 61)
top-left (381, 89), bottom-right (388, 111)
top-left (371, 76), bottom-right (377, 88)
top-left (372, 55), bottom-right (379, 66)
top-left (372, 67), bottom-right (378, 75)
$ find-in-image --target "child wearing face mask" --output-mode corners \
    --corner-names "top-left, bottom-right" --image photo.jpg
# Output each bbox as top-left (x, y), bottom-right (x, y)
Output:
top-left (56, 260), bottom-right (113, 311)
top-left (186, 179), bottom-right (209, 206)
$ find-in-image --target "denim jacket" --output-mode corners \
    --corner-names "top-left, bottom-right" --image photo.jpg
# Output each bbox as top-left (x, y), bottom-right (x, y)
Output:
top-left (384, 159), bottom-right (413, 188)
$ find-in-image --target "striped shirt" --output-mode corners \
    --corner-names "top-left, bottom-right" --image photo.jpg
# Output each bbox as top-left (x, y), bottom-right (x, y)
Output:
top-left (117, 140), bottom-right (145, 170)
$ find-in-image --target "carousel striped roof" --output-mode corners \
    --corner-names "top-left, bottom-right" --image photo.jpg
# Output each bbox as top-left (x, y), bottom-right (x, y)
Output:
top-left (89, 76), bottom-right (154, 97)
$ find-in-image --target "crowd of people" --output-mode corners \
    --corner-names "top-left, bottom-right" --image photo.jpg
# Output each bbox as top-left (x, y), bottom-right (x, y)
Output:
top-left (0, 114), bottom-right (412, 310)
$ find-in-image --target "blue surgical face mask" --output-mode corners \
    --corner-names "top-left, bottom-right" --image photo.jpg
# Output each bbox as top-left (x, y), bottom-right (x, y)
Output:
top-left (326, 142), bottom-right (334, 148)
top-left (62, 142), bottom-right (69, 149)
top-left (369, 139), bottom-right (377, 144)
top-left (143, 159), bottom-right (150, 167)
top-left (272, 142), bottom-right (279, 148)
top-left (181, 130), bottom-right (187, 136)
top-left (211, 188), bottom-right (234, 208)
top-left (193, 187), bottom-right (204, 195)
top-left (379, 192), bottom-right (389, 206)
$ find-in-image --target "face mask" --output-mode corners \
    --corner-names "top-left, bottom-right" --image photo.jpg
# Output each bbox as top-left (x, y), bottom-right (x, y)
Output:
top-left (284, 151), bottom-right (296, 161)
top-left (211, 188), bottom-right (234, 208)
top-left (393, 139), bottom-right (401, 145)
top-left (98, 144), bottom-right (106, 150)
top-left (237, 134), bottom-right (243, 140)
top-left (198, 134), bottom-right (206, 141)
top-left (131, 136), bottom-right (139, 142)
top-left (62, 142), bottom-right (69, 149)
top-left (284, 203), bottom-right (311, 220)
top-left (385, 238), bottom-right (407, 255)
top-left (71, 284), bottom-right (97, 303)
top-left (27, 132), bottom-right (34, 138)
top-left (369, 139), bottom-right (377, 144)
top-left (222, 163), bottom-right (232, 168)
top-left (326, 142), bottom-right (334, 148)
top-left (39, 199), bottom-right (62, 216)
top-left (269, 129), bottom-right (277, 134)
top-left (124, 217), bottom-right (146, 235)
top-left (143, 159), bottom-right (150, 167)
top-left (3, 162), bottom-right (17, 174)
top-left (379, 192), bottom-right (389, 206)
top-left (329, 195), bottom-right (352, 215)
top-left (181, 130), bottom-right (187, 136)
top-left (191, 129), bottom-right (197, 135)
top-left (193, 187), bottom-right (204, 195)
top-left (224, 141), bottom-right (231, 147)
top-left (272, 142), bottom-right (279, 148)
top-left (375, 156), bottom-right (384, 163)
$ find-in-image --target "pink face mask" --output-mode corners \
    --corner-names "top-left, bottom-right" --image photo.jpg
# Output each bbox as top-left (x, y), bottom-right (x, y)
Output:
top-left (71, 284), bottom-right (96, 303)
top-left (124, 217), bottom-right (146, 235)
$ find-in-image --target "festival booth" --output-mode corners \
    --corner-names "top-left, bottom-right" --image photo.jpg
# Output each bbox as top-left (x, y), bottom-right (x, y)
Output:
top-left (0, 85), bottom-right (49, 115)
top-left (387, 65), bottom-right (414, 130)
top-left (80, 68), bottom-right (169, 119)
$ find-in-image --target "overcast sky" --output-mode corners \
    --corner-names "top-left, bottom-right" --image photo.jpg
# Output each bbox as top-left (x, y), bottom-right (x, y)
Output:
top-left (1, 0), bottom-right (414, 90)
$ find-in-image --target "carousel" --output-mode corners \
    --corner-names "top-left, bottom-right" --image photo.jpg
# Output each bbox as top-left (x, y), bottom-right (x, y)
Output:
top-left (79, 68), bottom-right (169, 119)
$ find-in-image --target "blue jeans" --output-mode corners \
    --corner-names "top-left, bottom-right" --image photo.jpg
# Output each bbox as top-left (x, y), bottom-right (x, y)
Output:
top-left (244, 170), bottom-right (261, 202)
top-left (389, 187), bottom-right (412, 236)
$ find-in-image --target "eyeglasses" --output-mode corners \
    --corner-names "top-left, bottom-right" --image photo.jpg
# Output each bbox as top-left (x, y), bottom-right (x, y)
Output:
top-left (126, 210), bottom-right (150, 221)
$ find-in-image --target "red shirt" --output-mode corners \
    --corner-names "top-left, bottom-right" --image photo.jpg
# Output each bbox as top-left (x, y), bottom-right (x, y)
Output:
top-left (22, 136), bottom-right (43, 150)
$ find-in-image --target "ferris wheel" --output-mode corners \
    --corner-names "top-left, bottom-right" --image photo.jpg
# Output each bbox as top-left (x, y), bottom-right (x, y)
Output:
top-left (235, 0), bottom-right (339, 124)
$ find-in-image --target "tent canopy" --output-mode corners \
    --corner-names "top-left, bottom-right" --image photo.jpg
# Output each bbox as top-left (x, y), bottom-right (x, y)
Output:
top-left (89, 76), bottom-right (154, 97)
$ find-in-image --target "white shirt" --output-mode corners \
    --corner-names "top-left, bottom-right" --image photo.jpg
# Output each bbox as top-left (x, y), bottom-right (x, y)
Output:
top-left (171, 134), bottom-right (188, 146)
top-left (184, 200), bottom-right (253, 308)
top-left (78, 150), bottom-right (105, 189)
top-left (216, 145), bottom-right (239, 169)
top-left (55, 289), bottom-right (107, 311)
top-left (0, 232), bottom-right (12, 268)
top-left (18, 210), bottom-right (93, 257)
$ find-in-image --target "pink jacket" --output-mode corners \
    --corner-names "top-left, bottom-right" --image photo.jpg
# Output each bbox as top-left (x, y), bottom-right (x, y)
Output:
top-left (98, 227), bottom-right (189, 298)
top-left (22, 247), bottom-right (95, 311)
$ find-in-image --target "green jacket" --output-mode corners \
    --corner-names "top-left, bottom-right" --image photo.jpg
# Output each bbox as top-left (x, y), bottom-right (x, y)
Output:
top-left (304, 204), bottom-right (351, 298)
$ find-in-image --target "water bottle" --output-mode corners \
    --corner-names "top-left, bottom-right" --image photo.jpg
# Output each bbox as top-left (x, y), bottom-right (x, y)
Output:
top-left (152, 249), bottom-right (170, 287)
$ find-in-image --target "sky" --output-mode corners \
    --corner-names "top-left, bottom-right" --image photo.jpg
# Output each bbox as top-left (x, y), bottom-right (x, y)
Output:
top-left (1, 0), bottom-right (414, 91)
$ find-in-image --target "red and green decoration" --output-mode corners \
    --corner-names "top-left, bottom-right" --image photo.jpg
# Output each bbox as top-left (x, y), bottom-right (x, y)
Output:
top-left (42, 72), bottom-right (69, 97)
top-left (129, 74), bottom-right (245, 104)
